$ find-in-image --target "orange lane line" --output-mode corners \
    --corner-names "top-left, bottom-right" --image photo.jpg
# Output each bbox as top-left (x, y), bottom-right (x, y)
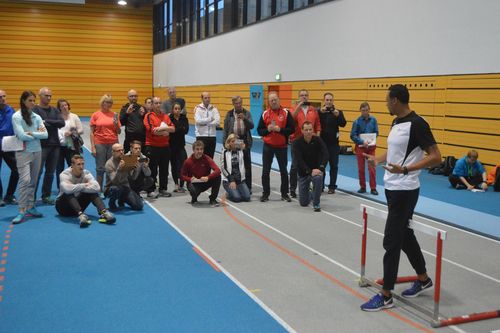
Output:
top-left (0, 295), bottom-right (3, 302)
top-left (4, 240), bottom-right (9, 245)
top-left (1, 254), bottom-right (7, 258)
top-left (0, 285), bottom-right (3, 292)
top-left (0, 268), bottom-right (4, 273)
top-left (222, 205), bottom-right (434, 333)
top-left (0, 275), bottom-right (4, 282)
top-left (192, 246), bottom-right (221, 273)
top-left (0, 260), bottom-right (6, 265)
top-left (5, 235), bottom-right (10, 239)
top-left (2, 247), bottom-right (8, 251)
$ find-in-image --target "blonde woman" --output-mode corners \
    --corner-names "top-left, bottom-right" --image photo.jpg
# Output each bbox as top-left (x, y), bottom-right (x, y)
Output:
top-left (220, 134), bottom-right (251, 202)
top-left (90, 94), bottom-right (121, 191)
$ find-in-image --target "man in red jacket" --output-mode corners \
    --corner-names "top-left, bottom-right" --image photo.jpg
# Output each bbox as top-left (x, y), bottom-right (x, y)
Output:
top-left (181, 140), bottom-right (221, 207)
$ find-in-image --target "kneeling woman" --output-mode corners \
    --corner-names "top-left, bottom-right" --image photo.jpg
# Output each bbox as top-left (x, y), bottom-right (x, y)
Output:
top-left (220, 134), bottom-right (251, 202)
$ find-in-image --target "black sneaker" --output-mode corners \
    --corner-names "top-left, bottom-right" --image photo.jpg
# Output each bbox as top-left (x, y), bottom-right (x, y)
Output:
top-left (290, 191), bottom-right (297, 198)
top-left (209, 199), bottom-right (220, 207)
top-left (357, 188), bottom-right (366, 194)
top-left (3, 196), bottom-right (17, 205)
top-left (370, 189), bottom-right (379, 195)
top-left (108, 201), bottom-right (118, 211)
top-left (159, 190), bottom-right (172, 197)
top-left (328, 188), bottom-right (335, 194)
top-left (191, 197), bottom-right (198, 204)
top-left (281, 194), bottom-right (292, 202)
top-left (260, 194), bottom-right (269, 202)
top-left (0, 199), bottom-right (5, 207)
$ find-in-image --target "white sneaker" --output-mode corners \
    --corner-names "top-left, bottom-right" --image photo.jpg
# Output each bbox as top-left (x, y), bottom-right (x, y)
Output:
top-left (147, 191), bottom-right (159, 199)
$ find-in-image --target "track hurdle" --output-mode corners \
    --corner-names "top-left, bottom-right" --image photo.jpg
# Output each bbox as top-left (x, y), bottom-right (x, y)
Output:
top-left (358, 204), bottom-right (500, 328)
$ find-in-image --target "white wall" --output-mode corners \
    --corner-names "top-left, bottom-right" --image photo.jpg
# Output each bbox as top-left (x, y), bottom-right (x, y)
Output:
top-left (154, 0), bottom-right (500, 87)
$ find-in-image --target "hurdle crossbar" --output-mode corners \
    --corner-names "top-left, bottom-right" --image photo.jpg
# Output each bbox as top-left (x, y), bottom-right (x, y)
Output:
top-left (358, 204), bottom-right (500, 328)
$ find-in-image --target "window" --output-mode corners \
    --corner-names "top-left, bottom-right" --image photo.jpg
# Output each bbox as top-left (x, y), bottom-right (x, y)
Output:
top-left (276, 0), bottom-right (288, 14)
top-left (247, 0), bottom-right (257, 24)
top-left (261, 0), bottom-right (272, 19)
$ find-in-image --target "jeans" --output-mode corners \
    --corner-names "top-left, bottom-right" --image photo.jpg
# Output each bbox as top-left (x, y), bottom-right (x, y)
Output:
top-left (107, 186), bottom-right (143, 211)
top-left (36, 145), bottom-right (60, 198)
top-left (289, 146), bottom-right (298, 192)
top-left (15, 151), bottom-right (42, 210)
top-left (382, 189), bottom-right (426, 291)
top-left (324, 144), bottom-right (340, 190)
top-left (223, 181), bottom-right (251, 202)
top-left (298, 174), bottom-right (323, 207)
top-left (261, 144), bottom-right (288, 196)
top-left (0, 150), bottom-right (19, 199)
top-left (95, 144), bottom-right (113, 190)
top-left (56, 192), bottom-right (106, 216)
top-left (243, 148), bottom-right (252, 191)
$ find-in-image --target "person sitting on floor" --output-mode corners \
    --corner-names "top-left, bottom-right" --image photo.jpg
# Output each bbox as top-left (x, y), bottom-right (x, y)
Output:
top-left (56, 154), bottom-right (115, 228)
top-left (449, 149), bottom-right (488, 191)
top-left (181, 140), bottom-right (221, 207)
top-left (104, 143), bottom-right (144, 211)
top-left (220, 134), bottom-right (251, 203)
top-left (126, 140), bottom-right (154, 197)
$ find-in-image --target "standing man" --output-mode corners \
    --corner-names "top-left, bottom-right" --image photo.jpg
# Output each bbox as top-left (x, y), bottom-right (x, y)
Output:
top-left (56, 155), bottom-right (115, 227)
top-left (33, 87), bottom-right (65, 204)
top-left (257, 92), bottom-right (295, 202)
top-left (0, 90), bottom-right (19, 206)
top-left (143, 97), bottom-right (176, 197)
top-left (289, 89), bottom-right (321, 198)
top-left (181, 140), bottom-right (221, 207)
top-left (223, 96), bottom-right (254, 192)
top-left (350, 102), bottom-right (379, 195)
top-left (104, 143), bottom-right (144, 211)
top-left (292, 121), bottom-right (328, 212)
top-left (194, 92), bottom-right (220, 159)
top-left (318, 92), bottom-right (346, 194)
top-left (120, 89), bottom-right (146, 154)
top-left (161, 87), bottom-right (186, 115)
top-left (361, 84), bottom-right (441, 312)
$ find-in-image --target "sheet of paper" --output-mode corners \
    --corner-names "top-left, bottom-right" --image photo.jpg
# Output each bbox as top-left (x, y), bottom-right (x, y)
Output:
top-left (359, 133), bottom-right (376, 146)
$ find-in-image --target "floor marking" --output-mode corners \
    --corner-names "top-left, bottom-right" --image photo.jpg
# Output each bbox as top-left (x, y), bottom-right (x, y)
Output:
top-left (250, 183), bottom-right (500, 285)
top-left (222, 202), bottom-right (435, 333)
top-left (193, 246), bottom-right (221, 272)
top-left (144, 201), bottom-right (297, 333)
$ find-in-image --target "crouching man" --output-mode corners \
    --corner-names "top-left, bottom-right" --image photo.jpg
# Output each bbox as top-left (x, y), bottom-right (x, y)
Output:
top-left (56, 154), bottom-right (116, 228)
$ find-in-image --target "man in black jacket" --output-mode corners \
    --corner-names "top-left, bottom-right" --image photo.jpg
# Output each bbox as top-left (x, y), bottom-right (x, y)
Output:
top-left (223, 96), bottom-right (254, 192)
top-left (120, 89), bottom-right (145, 153)
top-left (292, 121), bottom-right (329, 212)
top-left (318, 92), bottom-right (346, 194)
top-left (33, 87), bottom-right (65, 204)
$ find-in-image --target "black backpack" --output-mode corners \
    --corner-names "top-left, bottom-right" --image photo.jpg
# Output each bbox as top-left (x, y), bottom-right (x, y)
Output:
top-left (440, 156), bottom-right (457, 176)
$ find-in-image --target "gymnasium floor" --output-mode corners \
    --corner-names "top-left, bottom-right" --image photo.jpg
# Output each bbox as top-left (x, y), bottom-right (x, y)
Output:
top-left (0, 121), bottom-right (498, 333)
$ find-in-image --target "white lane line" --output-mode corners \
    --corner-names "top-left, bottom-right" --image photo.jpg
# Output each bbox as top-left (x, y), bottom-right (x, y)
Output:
top-left (244, 183), bottom-right (500, 285)
top-left (145, 201), bottom-right (297, 333)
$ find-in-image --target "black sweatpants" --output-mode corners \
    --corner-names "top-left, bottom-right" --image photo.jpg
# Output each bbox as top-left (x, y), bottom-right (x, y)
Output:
top-left (382, 188), bottom-right (427, 291)
top-left (56, 192), bottom-right (106, 216)
top-left (187, 176), bottom-right (221, 202)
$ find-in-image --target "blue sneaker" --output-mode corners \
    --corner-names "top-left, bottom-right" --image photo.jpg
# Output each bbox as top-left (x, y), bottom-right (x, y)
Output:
top-left (360, 294), bottom-right (394, 312)
top-left (402, 279), bottom-right (433, 298)
top-left (26, 207), bottom-right (43, 218)
top-left (12, 213), bottom-right (26, 224)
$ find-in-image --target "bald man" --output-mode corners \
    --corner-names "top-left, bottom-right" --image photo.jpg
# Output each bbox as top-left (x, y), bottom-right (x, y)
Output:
top-left (194, 92), bottom-right (220, 158)
top-left (160, 86), bottom-right (186, 115)
top-left (33, 87), bottom-right (65, 204)
top-left (120, 89), bottom-right (146, 153)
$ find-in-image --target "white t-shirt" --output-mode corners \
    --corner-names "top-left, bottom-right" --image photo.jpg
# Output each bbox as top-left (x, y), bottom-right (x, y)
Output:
top-left (384, 111), bottom-right (436, 190)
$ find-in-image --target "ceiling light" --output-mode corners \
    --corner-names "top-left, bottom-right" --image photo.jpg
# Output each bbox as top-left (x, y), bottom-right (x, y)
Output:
top-left (118, 0), bottom-right (127, 5)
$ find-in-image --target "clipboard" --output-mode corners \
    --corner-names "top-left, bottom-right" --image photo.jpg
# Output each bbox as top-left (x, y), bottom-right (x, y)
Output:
top-left (121, 154), bottom-right (139, 171)
top-left (359, 133), bottom-right (376, 146)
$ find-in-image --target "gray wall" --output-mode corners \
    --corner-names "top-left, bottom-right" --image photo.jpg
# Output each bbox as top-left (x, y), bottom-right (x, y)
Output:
top-left (154, 0), bottom-right (500, 86)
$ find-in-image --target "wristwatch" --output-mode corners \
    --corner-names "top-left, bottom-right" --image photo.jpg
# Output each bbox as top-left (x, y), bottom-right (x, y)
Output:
top-left (403, 166), bottom-right (409, 175)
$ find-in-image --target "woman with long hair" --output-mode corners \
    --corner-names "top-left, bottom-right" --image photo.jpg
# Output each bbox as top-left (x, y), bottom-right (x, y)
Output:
top-left (11, 90), bottom-right (48, 223)
top-left (89, 94), bottom-right (121, 192)
top-left (169, 102), bottom-right (189, 192)
top-left (220, 133), bottom-right (251, 202)
top-left (56, 99), bottom-right (84, 188)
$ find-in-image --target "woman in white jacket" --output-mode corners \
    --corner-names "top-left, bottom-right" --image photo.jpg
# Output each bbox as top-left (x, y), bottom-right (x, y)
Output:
top-left (220, 134), bottom-right (251, 202)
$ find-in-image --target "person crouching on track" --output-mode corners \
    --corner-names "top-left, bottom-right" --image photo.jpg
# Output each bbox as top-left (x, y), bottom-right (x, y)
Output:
top-left (56, 154), bottom-right (115, 228)
top-left (220, 134), bottom-right (251, 203)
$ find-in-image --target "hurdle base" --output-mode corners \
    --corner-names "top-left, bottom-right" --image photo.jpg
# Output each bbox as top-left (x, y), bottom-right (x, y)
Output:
top-left (434, 310), bottom-right (500, 328)
top-left (360, 276), bottom-right (438, 321)
top-left (374, 275), bottom-right (418, 286)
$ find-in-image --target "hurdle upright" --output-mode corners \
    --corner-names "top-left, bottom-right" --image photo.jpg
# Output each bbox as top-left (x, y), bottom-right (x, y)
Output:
top-left (358, 204), bottom-right (500, 328)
